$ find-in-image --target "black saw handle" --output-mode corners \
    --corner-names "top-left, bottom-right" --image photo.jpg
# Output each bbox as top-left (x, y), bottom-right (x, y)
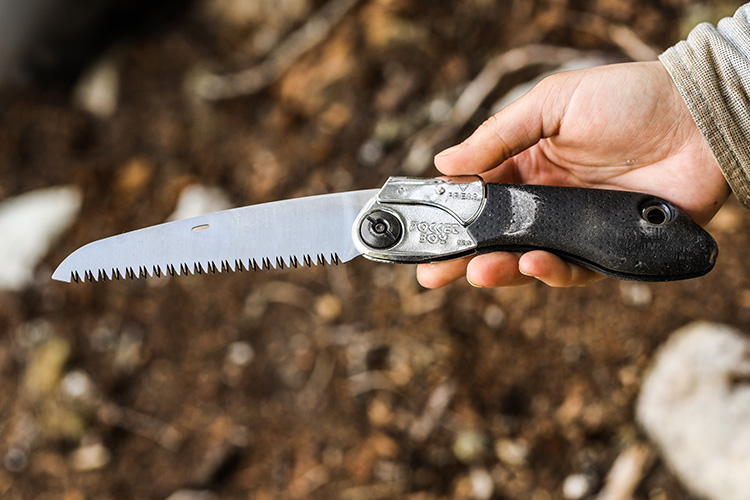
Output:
top-left (467, 184), bottom-right (717, 281)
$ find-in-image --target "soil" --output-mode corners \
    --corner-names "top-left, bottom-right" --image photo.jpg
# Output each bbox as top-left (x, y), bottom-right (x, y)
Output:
top-left (1, 1), bottom-right (748, 499)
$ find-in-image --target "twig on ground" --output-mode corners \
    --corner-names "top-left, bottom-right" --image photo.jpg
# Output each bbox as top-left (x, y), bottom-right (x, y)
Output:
top-left (408, 378), bottom-right (457, 443)
top-left (403, 44), bottom-right (591, 174)
top-left (403, 25), bottom-right (653, 175)
top-left (348, 370), bottom-right (398, 397)
top-left (450, 45), bottom-right (588, 128)
top-left (297, 351), bottom-right (336, 411)
top-left (564, 11), bottom-right (660, 62)
top-left (96, 401), bottom-right (183, 451)
top-left (595, 441), bottom-right (655, 500)
top-left (193, 0), bottom-right (365, 100)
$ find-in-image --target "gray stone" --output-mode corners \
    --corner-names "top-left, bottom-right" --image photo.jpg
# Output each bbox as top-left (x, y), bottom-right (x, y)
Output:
top-left (637, 322), bottom-right (750, 500)
top-left (0, 186), bottom-right (81, 290)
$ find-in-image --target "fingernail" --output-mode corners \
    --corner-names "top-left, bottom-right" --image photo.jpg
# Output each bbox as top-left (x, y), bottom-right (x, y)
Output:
top-left (518, 267), bottom-right (538, 279)
top-left (467, 276), bottom-right (484, 288)
top-left (436, 142), bottom-right (463, 158)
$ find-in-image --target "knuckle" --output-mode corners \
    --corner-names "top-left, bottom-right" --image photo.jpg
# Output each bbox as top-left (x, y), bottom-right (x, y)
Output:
top-left (477, 113), bottom-right (514, 156)
top-left (478, 113), bottom-right (502, 135)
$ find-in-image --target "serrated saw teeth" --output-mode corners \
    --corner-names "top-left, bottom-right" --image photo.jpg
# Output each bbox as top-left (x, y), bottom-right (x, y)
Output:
top-left (62, 252), bottom-right (344, 284)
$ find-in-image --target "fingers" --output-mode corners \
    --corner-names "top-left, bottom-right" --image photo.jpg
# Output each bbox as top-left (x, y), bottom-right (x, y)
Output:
top-left (417, 251), bottom-right (604, 289)
top-left (417, 253), bottom-right (530, 289)
top-left (463, 252), bottom-right (601, 287)
top-left (465, 253), bottom-right (535, 287)
top-left (416, 256), bottom-right (472, 289)
top-left (517, 251), bottom-right (604, 287)
top-left (434, 75), bottom-right (565, 176)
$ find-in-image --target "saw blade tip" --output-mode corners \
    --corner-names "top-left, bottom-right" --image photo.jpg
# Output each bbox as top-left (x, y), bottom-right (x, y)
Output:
top-left (51, 266), bottom-right (72, 283)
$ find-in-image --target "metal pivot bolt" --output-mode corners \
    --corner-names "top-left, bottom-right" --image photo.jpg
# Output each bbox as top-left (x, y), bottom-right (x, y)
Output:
top-left (359, 210), bottom-right (402, 249)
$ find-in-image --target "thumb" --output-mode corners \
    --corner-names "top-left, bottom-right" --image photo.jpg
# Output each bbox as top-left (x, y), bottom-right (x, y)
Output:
top-left (434, 75), bottom-right (566, 176)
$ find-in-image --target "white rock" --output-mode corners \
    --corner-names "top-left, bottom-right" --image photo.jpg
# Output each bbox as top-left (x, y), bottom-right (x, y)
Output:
top-left (562, 473), bottom-right (591, 499)
top-left (3, 448), bottom-right (28, 472)
top-left (494, 438), bottom-right (528, 466)
top-left (637, 322), bottom-right (750, 500)
top-left (453, 429), bottom-right (487, 464)
top-left (61, 370), bottom-right (94, 401)
top-left (73, 52), bottom-right (120, 118)
top-left (167, 184), bottom-right (232, 221)
top-left (619, 282), bottom-right (653, 307)
top-left (71, 442), bottom-right (111, 471)
top-left (165, 490), bottom-right (218, 500)
top-left (226, 341), bottom-right (255, 367)
top-left (470, 467), bottom-right (494, 500)
top-left (483, 304), bottom-right (506, 329)
top-left (428, 98), bottom-right (452, 123)
top-left (0, 186), bottom-right (82, 290)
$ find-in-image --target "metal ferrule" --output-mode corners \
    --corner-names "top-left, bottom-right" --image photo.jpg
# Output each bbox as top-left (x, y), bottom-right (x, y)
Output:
top-left (353, 176), bottom-right (486, 263)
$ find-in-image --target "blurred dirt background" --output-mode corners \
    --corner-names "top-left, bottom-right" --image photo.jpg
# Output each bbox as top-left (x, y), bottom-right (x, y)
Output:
top-left (1, 0), bottom-right (749, 499)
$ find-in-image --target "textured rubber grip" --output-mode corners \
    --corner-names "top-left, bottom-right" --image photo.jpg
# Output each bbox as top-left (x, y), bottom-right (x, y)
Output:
top-left (467, 184), bottom-right (717, 281)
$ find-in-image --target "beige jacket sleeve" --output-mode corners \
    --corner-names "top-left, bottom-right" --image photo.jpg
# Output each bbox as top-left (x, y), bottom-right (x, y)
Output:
top-left (660, 4), bottom-right (750, 208)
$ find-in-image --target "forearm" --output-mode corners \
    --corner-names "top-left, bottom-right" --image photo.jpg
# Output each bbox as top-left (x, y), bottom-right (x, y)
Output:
top-left (660, 3), bottom-right (750, 208)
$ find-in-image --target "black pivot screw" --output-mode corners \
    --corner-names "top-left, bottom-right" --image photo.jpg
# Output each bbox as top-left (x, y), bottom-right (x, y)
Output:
top-left (360, 211), bottom-right (402, 249)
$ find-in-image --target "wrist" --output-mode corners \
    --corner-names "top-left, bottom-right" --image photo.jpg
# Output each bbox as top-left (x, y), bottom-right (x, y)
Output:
top-left (659, 48), bottom-right (748, 211)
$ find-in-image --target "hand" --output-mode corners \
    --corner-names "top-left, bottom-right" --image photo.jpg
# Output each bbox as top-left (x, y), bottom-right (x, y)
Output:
top-left (417, 61), bottom-right (730, 288)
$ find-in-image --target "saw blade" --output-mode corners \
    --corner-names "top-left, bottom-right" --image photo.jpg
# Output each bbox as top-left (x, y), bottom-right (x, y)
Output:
top-left (52, 189), bottom-right (379, 283)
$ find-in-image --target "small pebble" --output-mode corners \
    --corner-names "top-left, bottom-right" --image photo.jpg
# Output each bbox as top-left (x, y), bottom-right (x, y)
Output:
top-left (483, 305), bottom-right (506, 329)
top-left (73, 53), bottom-right (120, 118)
top-left (619, 282), bottom-right (652, 307)
top-left (226, 342), bottom-right (255, 367)
top-left (429, 98), bottom-right (452, 123)
top-left (16, 319), bottom-right (54, 349)
top-left (470, 467), bottom-right (495, 500)
top-left (495, 438), bottom-right (529, 466)
top-left (358, 140), bottom-right (385, 166)
top-left (71, 442), bottom-right (111, 472)
top-left (453, 429), bottom-right (487, 464)
top-left (167, 184), bottom-right (232, 221)
top-left (314, 294), bottom-right (342, 322)
top-left (164, 490), bottom-right (218, 500)
top-left (61, 370), bottom-right (94, 401)
top-left (3, 448), bottom-right (28, 473)
top-left (562, 473), bottom-right (591, 499)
